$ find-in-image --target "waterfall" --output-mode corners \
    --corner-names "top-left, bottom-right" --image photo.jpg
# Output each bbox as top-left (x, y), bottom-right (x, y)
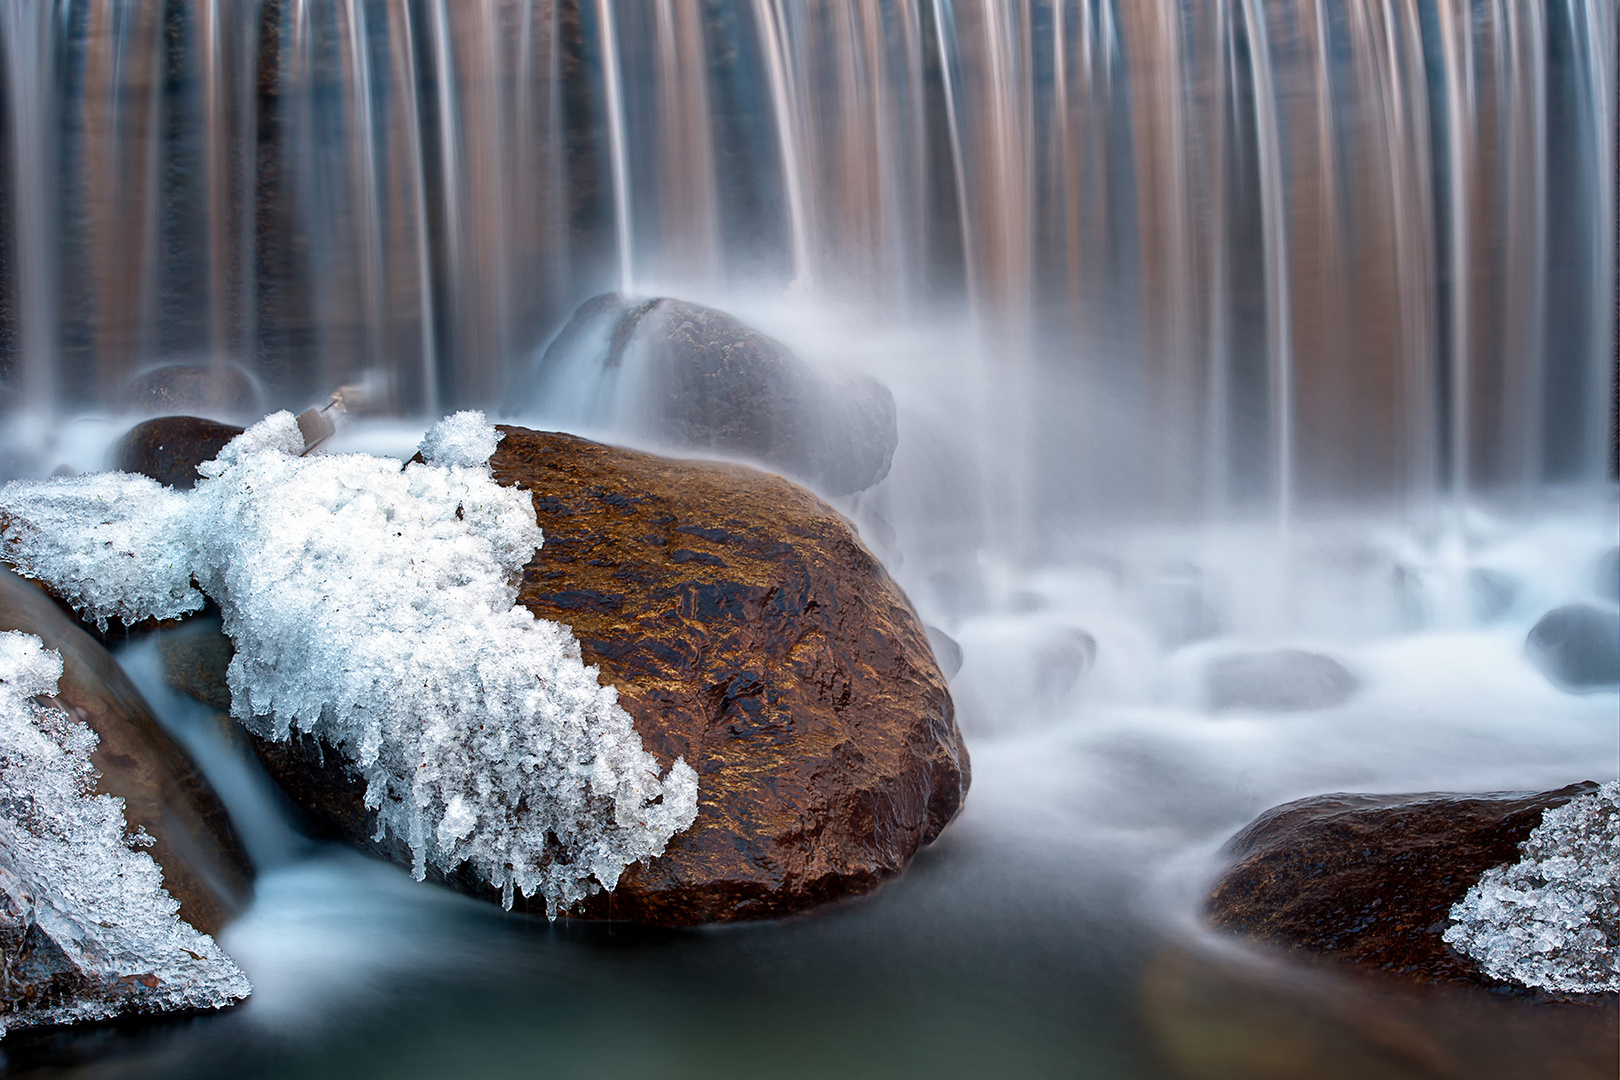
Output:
top-left (0, 0), bottom-right (1611, 525)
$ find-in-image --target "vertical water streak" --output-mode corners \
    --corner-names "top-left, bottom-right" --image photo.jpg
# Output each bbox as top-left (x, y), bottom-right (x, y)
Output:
top-left (930, 0), bottom-right (977, 314)
top-left (1437, 0), bottom-right (1475, 513)
top-left (1577, 0), bottom-right (1615, 480)
top-left (595, 0), bottom-right (634, 295)
top-left (81, 0), bottom-right (162, 388)
top-left (1501, 0), bottom-right (1548, 488)
top-left (340, 0), bottom-right (388, 400)
top-left (652, 0), bottom-right (719, 286)
top-left (1238, 0), bottom-right (1292, 533)
top-left (429, 0), bottom-right (466, 396)
top-left (1122, 0), bottom-right (1197, 509)
top-left (2, 0), bottom-right (60, 415)
top-left (1202, 0), bottom-right (1233, 517)
top-left (200, 0), bottom-right (230, 365)
top-left (390, 0), bottom-right (440, 416)
top-left (754, 0), bottom-right (812, 291)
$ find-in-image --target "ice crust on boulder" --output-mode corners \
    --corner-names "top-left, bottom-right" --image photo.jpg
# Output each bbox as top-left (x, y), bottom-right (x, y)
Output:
top-left (0, 630), bottom-right (249, 1035)
top-left (1443, 780), bottom-right (1619, 994)
top-left (0, 412), bottom-right (698, 917)
top-left (0, 472), bottom-right (203, 630)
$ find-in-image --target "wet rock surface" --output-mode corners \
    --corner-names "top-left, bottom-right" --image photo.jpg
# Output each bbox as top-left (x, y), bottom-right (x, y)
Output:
top-left (522, 294), bottom-right (899, 495)
top-left (1204, 649), bottom-right (1360, 713)
top-left (1206, 782), bottom-right (1604, 992)
top-left (0, 569), bottom-right (253, 936)
top-left (1524, 603), bottom-right (1620, 691)
top-left (171, 427), bottom-right (967, 926)
top-left (111, 416), bottom-right (245, 490)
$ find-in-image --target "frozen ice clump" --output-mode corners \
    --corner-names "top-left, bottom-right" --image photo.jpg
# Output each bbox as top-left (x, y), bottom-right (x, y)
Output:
top-left (0, 630), bottom-right (250, 1035)
top-left (0, 472), bottom-right (203, 630)
top-left (0, 412), bottom-right (698, 917)
top-left (1443, 780), bottom-right (1619, 994)
top-left (417, 409), bottom-right (504, 468)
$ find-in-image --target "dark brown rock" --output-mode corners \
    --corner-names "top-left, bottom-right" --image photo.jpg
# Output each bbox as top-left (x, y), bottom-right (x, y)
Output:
top-left (1206, 783), bottom-right (1602, 990)
top-left (521, 295), bottom-right (899, 495)
top-left (113, 416), bottom-right (245, 490)
top-left (195, 427), bottom-right (966, 925)
top-left (0, 569), bottom-right (253, 936)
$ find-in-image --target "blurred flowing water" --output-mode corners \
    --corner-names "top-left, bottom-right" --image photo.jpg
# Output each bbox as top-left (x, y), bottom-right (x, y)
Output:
top-left (0, 2), bottom-right (1614, 1078)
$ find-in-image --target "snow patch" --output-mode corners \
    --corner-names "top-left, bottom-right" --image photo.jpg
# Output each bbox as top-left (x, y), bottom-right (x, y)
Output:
top-left (0, 472), bottom-right (202, 630)
top-left (0, 630), bottom-right (250, 1035)
top-left (0, 412), bottom-right (699, 917)
top-left (1444, 780), bottom-right (1619, 993)
top-left (417, 409), bottom-right (505, 469)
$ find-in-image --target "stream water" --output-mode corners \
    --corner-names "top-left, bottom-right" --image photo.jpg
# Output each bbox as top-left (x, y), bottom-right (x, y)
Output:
top-left (0, 1), bottom-right (1614, 1077)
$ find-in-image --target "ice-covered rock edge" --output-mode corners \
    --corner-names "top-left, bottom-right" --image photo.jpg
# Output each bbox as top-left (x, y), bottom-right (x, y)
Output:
top-left (0, 631), bottom-right (250, 1035)
top-left (1444, 779), bottom-right (1619, 994)
top-left (0, 412), bottom-right (698, 917)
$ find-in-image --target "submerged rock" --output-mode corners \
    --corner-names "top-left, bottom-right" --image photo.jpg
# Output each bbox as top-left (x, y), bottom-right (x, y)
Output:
top-left (171, 427), bottom-right (967, 925)
top-left (113, 416), bottom-right (245, 490)
top-left (0, 569), bottom-right (252, 936)
top-left (1525, 603), bottom-right (1620, 691)
top-left (119, 364), bottom-right (262, 420)
top-left (519, 294), bottom-right (899, 496)
top-left (1204, 649), bottom-right (1359, 713)
top-left (1206, 782), bottom-right (1606, 992)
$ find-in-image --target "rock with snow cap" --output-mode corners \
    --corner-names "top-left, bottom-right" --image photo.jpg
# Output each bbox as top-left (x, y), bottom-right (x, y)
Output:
top-left (168, 426), bottom-right (969, 925)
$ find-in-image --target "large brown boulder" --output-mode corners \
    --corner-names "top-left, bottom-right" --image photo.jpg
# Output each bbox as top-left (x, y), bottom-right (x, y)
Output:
top-left (173, 427), bottom-right (967, 925)
top-left (0, 569), bottom-right (253, 936)
top-left (1206, 783), bottom-right (1603, 991)
top-left (517, 295), bottom-right (899, 496)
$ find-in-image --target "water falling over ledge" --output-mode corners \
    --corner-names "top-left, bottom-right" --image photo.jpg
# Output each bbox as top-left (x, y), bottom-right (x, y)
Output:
top-left (0, 2), bottom-right (1613, 1077)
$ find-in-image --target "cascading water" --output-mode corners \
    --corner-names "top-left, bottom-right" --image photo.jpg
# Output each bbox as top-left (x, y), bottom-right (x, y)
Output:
top-left (0, 2), bottom-right (1613, 1078)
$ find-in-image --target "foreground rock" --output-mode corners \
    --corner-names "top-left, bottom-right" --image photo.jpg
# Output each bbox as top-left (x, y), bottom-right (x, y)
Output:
top-left (517, 294), bottom-right (899, 495)
top-left (0, 569), bottom-right (252, 936)
top-left (113, 416), bottom-right (246, 490)
top-left (170, 427), bottom-right (966, 925)
top-left (1167, 784), bottom-right (1619, 1077)
top-left (1206, 782), bottom-right (1604, 991)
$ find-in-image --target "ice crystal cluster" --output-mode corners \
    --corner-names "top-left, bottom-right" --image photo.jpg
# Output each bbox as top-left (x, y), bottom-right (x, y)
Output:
top-left (1444, 780), bottom-right (1619, 994)
top-left (0, 412), bottom-right (698, 916)
top-left (0, 631), bottom-right (250, 1034)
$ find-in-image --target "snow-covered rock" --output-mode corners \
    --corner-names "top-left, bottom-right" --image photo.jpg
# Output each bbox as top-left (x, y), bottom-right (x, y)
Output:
top-left (1444, 780), bottom-right (1619, 994)
top-left (0, 631), bottom-right (249, 1036)
top-left (0, 412), bottom-right (699, 918)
